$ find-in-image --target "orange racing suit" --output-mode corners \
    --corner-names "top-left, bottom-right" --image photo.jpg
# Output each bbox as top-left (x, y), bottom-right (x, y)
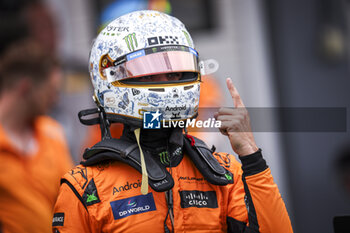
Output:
top-left (0, 116), bottom-right (73, 233)
top-left (52, 144), bottom-right (293, 233)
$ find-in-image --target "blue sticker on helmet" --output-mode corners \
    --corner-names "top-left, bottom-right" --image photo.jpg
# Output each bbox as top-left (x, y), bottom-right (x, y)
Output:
top-left (189, 48), bottom-right (198, 57)
top-left (126, 49), bottom-right (145, 61)
top-left (110, 193), bottom-right (157, 220)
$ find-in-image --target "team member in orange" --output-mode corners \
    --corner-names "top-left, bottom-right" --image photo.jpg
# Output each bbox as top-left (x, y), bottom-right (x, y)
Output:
top-left (52, 10), bottom-right (293, 232)
top-left (0, 41), bottom-right (73, 233)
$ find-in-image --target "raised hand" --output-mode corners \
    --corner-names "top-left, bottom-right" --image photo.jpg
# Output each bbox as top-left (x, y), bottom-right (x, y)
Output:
top-left (214, 78), bottom-right (258, 156)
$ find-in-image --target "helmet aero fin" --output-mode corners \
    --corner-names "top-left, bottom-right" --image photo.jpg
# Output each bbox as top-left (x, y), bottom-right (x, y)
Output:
top-left (199, 59), bottom-right (219, 75)
top-left (134, 128), bottom-right (149, 195)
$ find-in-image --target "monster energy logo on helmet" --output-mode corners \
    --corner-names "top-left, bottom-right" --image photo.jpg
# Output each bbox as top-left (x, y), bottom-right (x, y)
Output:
top-left (124, 33), bottom-right (138, 51)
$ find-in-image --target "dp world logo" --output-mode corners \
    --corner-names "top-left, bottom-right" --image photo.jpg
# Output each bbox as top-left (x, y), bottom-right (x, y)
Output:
top-left (127, 200), bottom-right (137, 208)
top-left (143, 110), bottom-right (162, 129)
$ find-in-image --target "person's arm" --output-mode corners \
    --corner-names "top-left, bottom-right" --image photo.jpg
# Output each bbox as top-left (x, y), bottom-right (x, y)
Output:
top-left (214, 149), bottom-right (292, 233)
top-left (215, 78), bottom-right (293, 232)
top-left (236, 151), bottom-right (292, 232)
top-left (52, 179), bottom-right (92, 233)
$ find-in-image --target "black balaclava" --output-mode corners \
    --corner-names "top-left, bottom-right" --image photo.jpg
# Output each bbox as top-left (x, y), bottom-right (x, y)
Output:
top-left (121, 124), bottom-right (184, 167)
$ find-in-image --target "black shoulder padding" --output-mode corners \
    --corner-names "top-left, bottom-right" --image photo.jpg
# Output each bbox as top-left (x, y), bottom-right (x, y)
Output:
top-left (81, 138), bottom-right (174, 192)
top-left (183, 135), bottom-right (234, 185)
top-left (80, 135), bottom-right (233, 192)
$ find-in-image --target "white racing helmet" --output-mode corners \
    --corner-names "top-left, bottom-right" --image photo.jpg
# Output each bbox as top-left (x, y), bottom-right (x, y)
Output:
top-left (89, 10), bottom-right (202, 125)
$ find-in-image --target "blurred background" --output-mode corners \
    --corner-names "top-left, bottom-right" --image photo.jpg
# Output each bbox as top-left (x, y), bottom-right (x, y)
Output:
top-left (1, 0), bottom-right (350, 232)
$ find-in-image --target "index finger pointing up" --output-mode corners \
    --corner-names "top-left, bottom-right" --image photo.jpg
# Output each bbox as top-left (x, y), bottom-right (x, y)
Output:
top-left (226, 78), bottom-right (245, 108)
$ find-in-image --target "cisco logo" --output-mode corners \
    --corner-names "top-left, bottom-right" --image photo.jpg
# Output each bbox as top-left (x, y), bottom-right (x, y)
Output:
top-left (179, 190), bottom-right (218, 209)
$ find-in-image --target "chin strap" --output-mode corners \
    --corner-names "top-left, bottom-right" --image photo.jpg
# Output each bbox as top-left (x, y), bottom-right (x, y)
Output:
top-left (98, 106), bottom-right (111, 140)
top-left (134, 128), bottom-right (149, 195)
top-left (77, 107), bottom-right (111, 141)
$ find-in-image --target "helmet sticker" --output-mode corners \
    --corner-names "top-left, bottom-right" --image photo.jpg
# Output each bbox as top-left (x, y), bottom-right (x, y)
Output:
top-left (132, 88), bottom-right (141, 96)
top-left (123, 33), bottom-right (138, 51)
top-left (182, 30), bottom-right (193, 48)
top-left (99, 54), bottom-right (114, 80)
top-left (101, 83), bottom-right (200, 120)
top-left (147, 36), bottom-right (179, 46)
top-left (118, 92), bottom-right (130, 110)
top-left (172, 88), bottom-right (179, 98)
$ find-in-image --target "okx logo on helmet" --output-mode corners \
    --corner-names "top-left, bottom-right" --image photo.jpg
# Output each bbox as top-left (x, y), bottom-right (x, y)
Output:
top-left (89, 10), bottom-right (207, 127)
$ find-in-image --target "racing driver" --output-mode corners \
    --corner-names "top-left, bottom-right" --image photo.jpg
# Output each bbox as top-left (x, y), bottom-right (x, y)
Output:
top-left (52, 10), bottom-right (293, 233)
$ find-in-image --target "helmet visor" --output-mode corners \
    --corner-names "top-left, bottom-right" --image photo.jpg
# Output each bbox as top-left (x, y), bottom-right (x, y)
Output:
top-left (103, 45), bottom-right (199, 83)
